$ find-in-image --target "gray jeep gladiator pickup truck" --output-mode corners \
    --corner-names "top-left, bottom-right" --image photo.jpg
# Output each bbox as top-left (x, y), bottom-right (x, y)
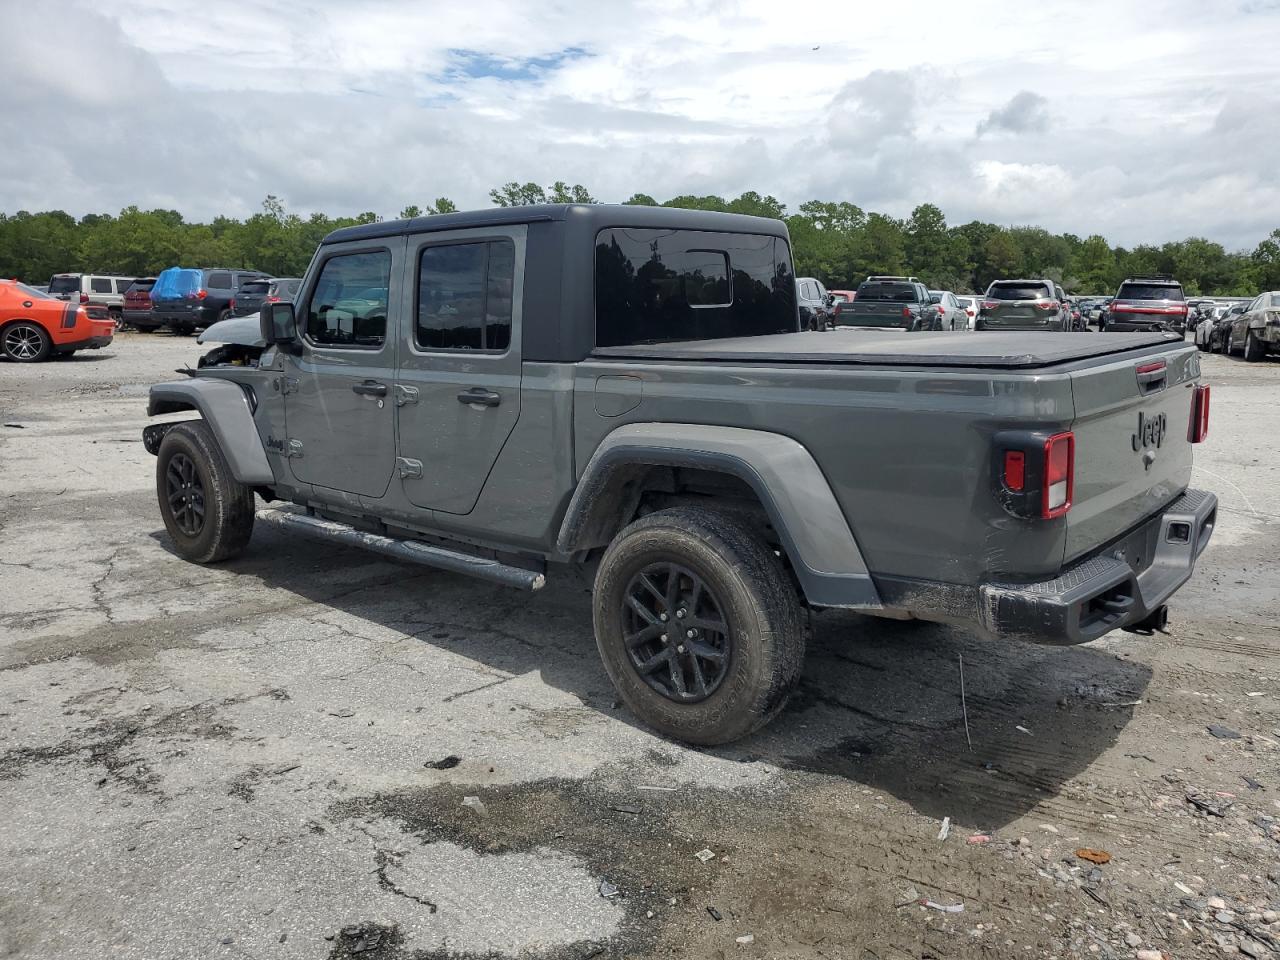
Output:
top-left (144, 204), bottom-right (1217, 745)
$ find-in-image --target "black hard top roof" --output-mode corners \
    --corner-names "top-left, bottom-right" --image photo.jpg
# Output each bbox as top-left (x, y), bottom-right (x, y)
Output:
top-left (322, 203), bottom-right (790, 245)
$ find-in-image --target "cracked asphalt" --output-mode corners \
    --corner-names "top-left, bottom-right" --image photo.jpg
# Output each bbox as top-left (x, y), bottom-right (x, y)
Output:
top-left (2, 334), bottom-right (1279, 959)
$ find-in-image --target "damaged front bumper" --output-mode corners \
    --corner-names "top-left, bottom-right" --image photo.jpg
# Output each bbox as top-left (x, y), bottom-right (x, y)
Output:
top-left (979, 488), bottom-right (1217, 645)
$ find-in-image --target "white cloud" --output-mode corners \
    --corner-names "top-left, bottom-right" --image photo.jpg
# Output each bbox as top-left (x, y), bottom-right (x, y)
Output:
top-left (2, 0), bottom-right (1279, 248)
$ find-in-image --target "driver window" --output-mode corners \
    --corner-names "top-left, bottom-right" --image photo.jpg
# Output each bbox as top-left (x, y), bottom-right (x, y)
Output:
top-left (305, 250), bottom-right (392, 347)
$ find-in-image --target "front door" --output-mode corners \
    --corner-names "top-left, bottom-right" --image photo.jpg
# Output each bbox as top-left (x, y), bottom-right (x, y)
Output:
top-left (395, 225), bottom-right (525, 514)
top-left (283, 241), bottom-right (402, 499)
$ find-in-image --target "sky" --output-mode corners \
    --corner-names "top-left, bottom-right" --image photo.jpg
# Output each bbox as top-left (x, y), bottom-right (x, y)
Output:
top-left (2, 0), bottom-right (1278, 249)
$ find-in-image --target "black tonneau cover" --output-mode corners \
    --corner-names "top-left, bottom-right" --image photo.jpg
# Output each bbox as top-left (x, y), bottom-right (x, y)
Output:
top-left (592, 329), bottom-right (1182, 370)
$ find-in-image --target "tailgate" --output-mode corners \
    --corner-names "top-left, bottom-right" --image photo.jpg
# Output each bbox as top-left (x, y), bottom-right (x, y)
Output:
top-left (844, 302), bottom-right (910, 328)
top-left (1065, 345), bottom-right (1199, 562)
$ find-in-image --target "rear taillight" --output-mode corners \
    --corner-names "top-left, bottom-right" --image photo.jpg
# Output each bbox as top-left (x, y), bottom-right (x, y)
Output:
top-left (79, 292), bottom-right (89, 304)
top-left (1042, 432), bottom-right (1074, 518)
top-left (266, 296), bottom-right (281, 303)
top-left (229, 298), bottom-right (236, 311)
top-left (936, 304), bottom-right (945, 315)
top-left (901, 306), bottom-right (912, 318)
top-left (1003, 451), bottom-right (1026, 491)
top-left (1035, 299), bottom-right (1059, 311)
top-left (1189, 384), bottom-right (1210, 444)
top-left (981, 299), bottom-right (999, 310)
top-left (185, 289), bottom-right (208, 300)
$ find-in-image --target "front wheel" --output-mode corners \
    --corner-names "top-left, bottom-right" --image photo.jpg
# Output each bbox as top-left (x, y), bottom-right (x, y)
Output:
top-left (1244, 331), bottom-right (1266, 362)
top-left (1, 321), bottom-right (52, 362)
top-left (592, 506), bottom-right (806, 745)
top-left (156, 421), bottom-right (255, 563)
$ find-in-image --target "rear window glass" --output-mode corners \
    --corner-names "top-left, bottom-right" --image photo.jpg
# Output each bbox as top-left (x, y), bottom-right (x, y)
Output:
top-left (595, 228), bottom-right (796, 347)
top-left (831, 293), bottom-right (851, 303)
top-left (238, 280), bottom-right (270, 295)
top-left (1117, 283), bottom-right (1184, 302)
top-left (48, 276), bottom-right (80, 293)
top-left (127, 280), bottom-right (156, 293)
top-left (987, 283), bottom-right (1051, 300)
top-left (15, 282), bottom-right (53, 300)
top-left (854, 281), bottom-right (917, 302)
top-left (1270, 295), bottom-right (1280, 308)
top-left (206, 271), bottom-right (233, 289)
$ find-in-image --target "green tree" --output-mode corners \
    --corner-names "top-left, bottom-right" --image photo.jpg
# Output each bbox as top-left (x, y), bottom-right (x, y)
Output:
top-left (1068, 234), bottom-right (1117, 293)
top-left (398, 205), bottom-right (423, 219)
top-left (428, 198), bottom-right (458, 215)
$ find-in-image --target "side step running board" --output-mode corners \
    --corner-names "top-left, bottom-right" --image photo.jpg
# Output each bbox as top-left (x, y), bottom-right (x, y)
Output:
top-left (255, 509), bottom-right (546, 591)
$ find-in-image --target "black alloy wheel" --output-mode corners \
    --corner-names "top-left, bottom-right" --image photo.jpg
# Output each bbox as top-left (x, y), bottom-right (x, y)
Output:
top-left (621, 561), bottom-right (731, 703)
top-left (165, 452), bottom-right (206, 536)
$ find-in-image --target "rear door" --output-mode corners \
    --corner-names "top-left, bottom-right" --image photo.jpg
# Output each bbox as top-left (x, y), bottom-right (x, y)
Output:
top-left (1064, 346), bottom-right (1198, 561)
top-left (394, 225), bottom-right (525, 514)
top-left (281, 241), bottom-right (402, 499)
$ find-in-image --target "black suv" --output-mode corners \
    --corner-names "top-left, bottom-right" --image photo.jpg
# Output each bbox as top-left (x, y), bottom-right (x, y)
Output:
top-left (149, 267), bottom-right (269, 334)
top-left (1104, 275), bottom-right (1188, 337)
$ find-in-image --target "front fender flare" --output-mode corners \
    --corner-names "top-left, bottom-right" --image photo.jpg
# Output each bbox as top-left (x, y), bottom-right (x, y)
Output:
top-left (559, 423), bottom-right (880, 609)
top-left (147, 379), bottom-right (274, 485)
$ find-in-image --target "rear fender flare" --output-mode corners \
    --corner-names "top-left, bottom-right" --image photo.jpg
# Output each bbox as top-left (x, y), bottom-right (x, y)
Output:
top-left (558, 423), bottom-right (880, 609)
top-left (147, 379), bottom-right (273, 484)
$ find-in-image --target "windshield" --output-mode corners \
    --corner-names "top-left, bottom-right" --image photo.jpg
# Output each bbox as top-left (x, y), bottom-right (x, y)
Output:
top-left (855, 281), bottom-right (917, 302)
top-left (1117, 283), bottom-right (1184, 302)
top-left (987, 282), bottom-right (1051, 301)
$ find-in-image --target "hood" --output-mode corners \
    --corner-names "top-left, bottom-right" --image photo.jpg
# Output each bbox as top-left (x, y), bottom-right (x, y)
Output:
top-left (197, 315), bottom-right (265, 347)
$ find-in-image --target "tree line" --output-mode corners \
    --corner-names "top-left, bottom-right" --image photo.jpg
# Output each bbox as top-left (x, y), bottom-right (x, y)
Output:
top-left (3, 185), bottom-right (1278, 296)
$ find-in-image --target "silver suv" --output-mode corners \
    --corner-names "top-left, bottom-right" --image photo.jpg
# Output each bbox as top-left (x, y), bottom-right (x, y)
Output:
top-left (47, 274), bottom-right (137, 324)
top-left (976, 279), bottom-right (1071, 332)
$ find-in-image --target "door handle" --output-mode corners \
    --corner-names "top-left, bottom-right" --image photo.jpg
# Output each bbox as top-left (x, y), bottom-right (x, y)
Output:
top-left (457, 388), bottom-right (501, 408)
top-left (352, 381), bottom-right (388, 397)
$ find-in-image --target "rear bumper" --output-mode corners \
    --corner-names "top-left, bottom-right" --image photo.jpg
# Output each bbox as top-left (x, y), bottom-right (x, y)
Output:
top-left (123, 309), bottom-right (157, 325)
top-left (1107, 318), bottom-right (1182, 334)
top-left (978, 489), bottom-right (1217, 645)
top-left (58, 333), bottom-right (114, 351)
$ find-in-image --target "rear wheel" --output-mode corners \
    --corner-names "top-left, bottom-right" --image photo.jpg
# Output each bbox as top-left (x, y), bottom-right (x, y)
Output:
top-left (156, 421), bottom-right (255, 563)
top-left (1244, 330), bottom-right (1266, 362)
top-left (1, 321), bottom-right (52, 362)
top-left (592, 506), bottom-right (806, 745)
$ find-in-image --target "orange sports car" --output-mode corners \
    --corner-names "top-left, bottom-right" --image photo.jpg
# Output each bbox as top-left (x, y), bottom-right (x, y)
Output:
top-left (1, 279), bottom-right (115, 362)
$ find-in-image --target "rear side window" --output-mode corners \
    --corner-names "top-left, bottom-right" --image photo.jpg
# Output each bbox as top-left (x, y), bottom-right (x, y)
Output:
top-left (416, 240), bottom-right (514, 351)
top-left (89, 277), bottom-right (112, 293)
top-left (1117, 283), bottom-right (1184, 302)
top-left (595, 229), bottom-right (796, 347)
top-left (987, 282), bottom-right (1051, 300)
top-left (48, 275), bottom-right (80, 294)
top-left (855, 281), bottom-right (917, 302)
top-left (305, 251), bottom-right (392, 347)
top-left (238, 280), bottom-right (270, 295)
top-left (206, 271), bottom-right (232, 289)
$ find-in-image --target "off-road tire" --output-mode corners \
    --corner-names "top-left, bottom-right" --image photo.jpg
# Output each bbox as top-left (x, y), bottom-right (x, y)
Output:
top-left (592, 506), bottom-right (805, 746)
top-left (1244, 330), bottom-right (1266, 362)
top-left (156, 421), bottom-right (255, 563)
top-left (1, 321), bottom-right (52, 362)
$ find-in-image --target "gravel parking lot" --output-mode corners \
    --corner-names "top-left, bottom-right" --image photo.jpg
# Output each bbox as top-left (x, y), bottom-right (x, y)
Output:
top-left (2, 333), bottom-right (1279, 959)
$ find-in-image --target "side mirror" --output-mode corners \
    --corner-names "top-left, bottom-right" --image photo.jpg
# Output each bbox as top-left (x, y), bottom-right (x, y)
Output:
top-left (261, 302), bottom-right (300, 351)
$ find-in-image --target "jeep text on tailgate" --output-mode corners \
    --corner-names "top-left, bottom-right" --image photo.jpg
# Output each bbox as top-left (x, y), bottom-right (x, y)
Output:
top-left (143, 204), bottom-right (1217, 745)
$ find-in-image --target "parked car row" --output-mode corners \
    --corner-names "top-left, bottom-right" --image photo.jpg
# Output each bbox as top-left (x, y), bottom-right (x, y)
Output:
top-left (1194, 292), bottom-right (1280, 360)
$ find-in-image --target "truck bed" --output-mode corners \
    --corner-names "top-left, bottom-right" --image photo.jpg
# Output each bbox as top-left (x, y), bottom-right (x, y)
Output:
top-left (592, 329), bottom-right (1180, 370)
